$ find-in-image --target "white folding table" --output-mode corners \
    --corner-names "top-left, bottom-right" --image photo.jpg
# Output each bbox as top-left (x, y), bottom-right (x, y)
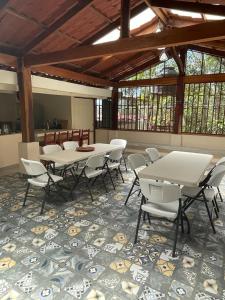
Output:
top-left (139, 151), bottom-right (213, 187)
top-left (40, 143), bottom-right (123, 164)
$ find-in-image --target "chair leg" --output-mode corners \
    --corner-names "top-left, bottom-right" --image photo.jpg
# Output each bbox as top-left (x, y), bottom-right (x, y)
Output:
top-left (203, 195), bottom-right (216, 233)
top-left (118, 166), bottom-right (124, 183)
top-left (147, 213), bottom-right (151, 225)
top-left (123, 155), bottom-right (128, 172)
top-left (134, 208), bottom-right (143, 244)
top-left (23, 182), bottom-right (30, 207)
top-left (101, 175), bottom-right (108, 193)
top-left (172, 206), bottom-right (181, 257)
top-left (40, 190), bottom-right (47, 215)
top-left (86, 181), bottom-right (94, 201)
top-left (107, 168), bottom-right (116, 190)
top-left (183, 211), bottom-right (190, 234)
top-left (124, 179), bottom-right (136, 206)
top-left (212, 199), bottom-right (219, 219)
top-left (214, 197), bottom-right (220, 212)
top-left (217, 187), bottom-right (223, 202)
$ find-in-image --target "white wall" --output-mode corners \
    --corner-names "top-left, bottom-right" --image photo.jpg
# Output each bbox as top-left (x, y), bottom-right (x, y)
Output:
top-left (0, 133), bottom-right (22, 168)
top-left (71, 97), bottom-right (94, 143)
top-left (96, 129), bottom-right (225, 156)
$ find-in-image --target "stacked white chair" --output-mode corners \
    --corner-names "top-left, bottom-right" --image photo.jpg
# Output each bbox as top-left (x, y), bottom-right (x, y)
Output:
top-left (105, 148), bottom-right (124, 189)
top-left (21, 158), bottom-right (63, 214)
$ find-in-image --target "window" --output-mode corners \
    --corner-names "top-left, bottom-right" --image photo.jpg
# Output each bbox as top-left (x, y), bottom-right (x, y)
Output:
top-left (95, 99), bottom-right (112, 129)
top-left (182, 82), bottom-right (225, 135)
top-left (118, 86), bottom-right (176, 132)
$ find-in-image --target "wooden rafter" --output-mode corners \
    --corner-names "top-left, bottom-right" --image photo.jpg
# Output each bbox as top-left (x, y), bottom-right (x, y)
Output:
top-left (22, 0), bottom-right (93, 54)
top-left (25, 19), bottom-right (225, 67)
top-left (0, 44), bottom-right (20, 56)
top-left (120, 0), bottom-right (130, 38)
top-left (117, 73), bottom-right (225, 87)
top-left (148, 0), bottom-right (225, 17)
top-left (188, 45), bottom-right (225, 58)
top-left (114, 55), bottom-right (160, 81)
top-left (144, 0), bottom-right (169, 26)
top-left (32, 65), bottom-right (114, 87)
top-left (80, 2), bottom-right (147, 46)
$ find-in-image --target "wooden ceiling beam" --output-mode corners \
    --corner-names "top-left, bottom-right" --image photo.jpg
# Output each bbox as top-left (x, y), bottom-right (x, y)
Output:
top-left (25, 19), bottom-right (225, 67)
top-left (31, 65), bottom-right (114, 87)
top-left (0, 44), bottom-right (21, 56)
top-left (188, 44), bottom-right (225, 58)
top-left (120, 0), bottom-right (131, 38)
top-left (22, 0), bottom-right (93, 54)
top-left (144, 0), bottom-right (169, 26)
top-left (170, 47), bottom-right (184, 74)
top-left (148, 0), bottom-right (225, 17)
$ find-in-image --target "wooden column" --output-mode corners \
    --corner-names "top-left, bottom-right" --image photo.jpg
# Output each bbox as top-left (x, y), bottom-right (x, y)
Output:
top-left (112, 87), bottom-right (119, 130)
top-left (17, 57), bottom-right (35, 142)
top-left (120, 0), bottom-right (130, 38)
top-left (173, 50), bottom-right (186, 134)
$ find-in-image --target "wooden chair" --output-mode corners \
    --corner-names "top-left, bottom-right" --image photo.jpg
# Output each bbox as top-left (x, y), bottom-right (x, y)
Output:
top-left (81, 129), bottom-right (90, 145)
top-left (44, 132), bottom-right (56, 145)
top-left (57, 131), bottom-right (69, 145)
top-left (71, 129), bottom-right (81, 146)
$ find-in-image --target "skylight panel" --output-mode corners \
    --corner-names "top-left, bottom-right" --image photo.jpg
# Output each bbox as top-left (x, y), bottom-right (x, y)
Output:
top-left (205, 14), bottom-right (225, 20)
top-left (93, 8), bottom-right (155, 44)
top-left (130, 8), bottom-right (155, 30)
top-left (94, 29), bottom-right (120, 45)
top-left (171, 9), bottom-right (201, 19)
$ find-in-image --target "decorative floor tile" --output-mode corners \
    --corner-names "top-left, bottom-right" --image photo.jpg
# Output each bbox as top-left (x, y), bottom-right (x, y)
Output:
top-left (0, 171), bottom-right (225, 299)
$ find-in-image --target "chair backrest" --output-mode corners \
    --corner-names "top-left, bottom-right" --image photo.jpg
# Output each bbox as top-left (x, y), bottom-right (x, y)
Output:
top-left (207, 164), bottom-right (225, 187)
top-left (58, 131), bottom-right (68, 144)
top-left (81, 129), bottom-right (90, 145)
top-left (71, 129), bottom-right (81, 141)
top-left (86, 153), bottom-right (105, 169)
top-left (110, 139), bottom-right (127, 149)
top-left (140, 178), bottom-right (181, 204)
top-left (42, 144), bottom-right (62, 154)
top-left (21, 158), bottom-right (47, 176)
top-left (63, 141), bottom-right (79, 150)
top-left (128, 154), bottom-right (146, 171)
top-left (44, 132), bottom-right (56, 145)
top-left (108, 149), bottom-right (123, 161)
top-left (145, 147), bottom-right (160, 163)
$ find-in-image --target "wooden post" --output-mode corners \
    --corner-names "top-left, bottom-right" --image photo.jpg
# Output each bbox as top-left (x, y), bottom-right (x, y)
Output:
top-left (120, 0), bottom-right (130, 38)
top-left (173, 49), bottom-right (186, 134)
top-left (112, 88), bottom-right (119, 130)
top-left (17, 57), bottom-right (35, 142)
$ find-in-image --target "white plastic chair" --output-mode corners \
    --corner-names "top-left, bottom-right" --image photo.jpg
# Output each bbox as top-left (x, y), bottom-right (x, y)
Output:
top-left (182, 164), bottom-right (225, 233)
top-left (110, 139), bottom-right (127, 171)
top-left (42, 144), bottom-right (74, 177)
top-left (135, 178), bottom-right (184, 257)
top-left (124, 154), bottom-right (147, 205)
top-left (215, 156), bottom-right (225, 201)
top-left (73, 153), bottom-right (107, 201)
top-left (145, 148), bottom-right (160, 164)
top-left (63, 141), bottom-right (79, 150)
top-left (105, 149), bottom-right (124, 189)
top-left (21, 158), bottom-right (63, 214)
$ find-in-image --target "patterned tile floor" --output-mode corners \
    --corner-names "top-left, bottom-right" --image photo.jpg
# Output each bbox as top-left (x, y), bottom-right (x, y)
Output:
top-left (0, 168), bottom-right (225, 300)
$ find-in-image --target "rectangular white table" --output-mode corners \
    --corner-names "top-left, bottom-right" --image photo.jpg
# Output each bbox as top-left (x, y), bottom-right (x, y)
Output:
top-left (40, 143), bottom-right (123, 164)
top-left (139, 151), bottom-right (213, 187)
